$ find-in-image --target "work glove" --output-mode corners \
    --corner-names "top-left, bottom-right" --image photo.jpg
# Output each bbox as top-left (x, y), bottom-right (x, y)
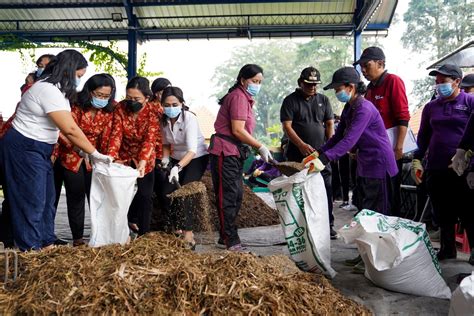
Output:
top-left (411, 159), bottom-right (423, 185)
top-left (258, 145), bottom-right (275, 164)
top-left (305, 157), bottom-right (325, 173)
top-left (160, 156), bottom-right (170, 169)
top-left (466, 172), bottom-right (474, 189)
top-left (89, 150), bottom-right (113, 164)
top-left (302, 151), bottom-right (319, 165)
top-left (168, 165), bottom-right (180, 184)
top-left (450, 148), bottom-right (470, 176)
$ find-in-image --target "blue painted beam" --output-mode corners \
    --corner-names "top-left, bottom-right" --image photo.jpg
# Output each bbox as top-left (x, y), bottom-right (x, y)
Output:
top-left (353, 29), bottom-right (362, 71)
top-left (365, 23), bottom-right (390, 30)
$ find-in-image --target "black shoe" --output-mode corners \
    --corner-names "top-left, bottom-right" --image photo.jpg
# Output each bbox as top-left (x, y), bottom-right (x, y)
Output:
top-left (330, 227), bottom-right (338, 240)
top-left (436, 249), bottom-right (457, 261)
top-left (54, 238), bottom-right (69, 246)
top-left (469, 249), bottom-right (474, 265)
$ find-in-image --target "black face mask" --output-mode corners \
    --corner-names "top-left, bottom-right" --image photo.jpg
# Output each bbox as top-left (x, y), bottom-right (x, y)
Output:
top-left (125, 100), bottom-right (143, 113)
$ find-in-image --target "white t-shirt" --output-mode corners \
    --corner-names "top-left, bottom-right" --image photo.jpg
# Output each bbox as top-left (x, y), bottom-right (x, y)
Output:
top-left (12, 81), bottom-right (71, 144)
top-left (162, 111), bottom-right (208, 160)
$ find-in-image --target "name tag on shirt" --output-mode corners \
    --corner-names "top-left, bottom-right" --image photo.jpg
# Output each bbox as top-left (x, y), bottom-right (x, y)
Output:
top-left (454, 104), bottom-right (468, 111)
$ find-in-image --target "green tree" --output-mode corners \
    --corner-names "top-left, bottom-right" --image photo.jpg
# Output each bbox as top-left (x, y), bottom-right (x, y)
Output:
top-left (402, 0), bottom-right (473, 107)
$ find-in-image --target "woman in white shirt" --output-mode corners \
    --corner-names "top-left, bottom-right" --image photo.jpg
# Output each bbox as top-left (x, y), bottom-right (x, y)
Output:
top-left (2, 49), bottom-right (112, 251)
top-left (159, 86), bottom-right (208, 250)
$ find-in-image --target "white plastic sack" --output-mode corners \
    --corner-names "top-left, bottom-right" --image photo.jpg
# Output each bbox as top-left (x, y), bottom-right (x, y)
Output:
top-left (89, 162), bottom-right (139, 248)
top-left (449, 272), bottom-right (474, 316)
top-left (268, 169), bottom-right (336, 278)
top-left (339, 210), bottom-right (451, 299)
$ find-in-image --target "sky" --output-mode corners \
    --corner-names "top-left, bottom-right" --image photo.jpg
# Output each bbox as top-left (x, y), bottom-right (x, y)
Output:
top-left (0, 1), bottom-right (436, 118)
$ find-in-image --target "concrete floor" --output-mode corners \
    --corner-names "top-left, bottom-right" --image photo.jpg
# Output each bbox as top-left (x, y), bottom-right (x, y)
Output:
top-left (4, 190), bottom-right (473, 315)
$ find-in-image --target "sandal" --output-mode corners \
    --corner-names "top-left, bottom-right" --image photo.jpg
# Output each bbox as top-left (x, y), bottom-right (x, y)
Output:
top-left (184, 240), bottom-right (196, 251)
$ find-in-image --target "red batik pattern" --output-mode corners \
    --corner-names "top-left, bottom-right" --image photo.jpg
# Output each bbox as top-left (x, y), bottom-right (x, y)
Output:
top-left (107, 101), bottom-right (158, 174)
top-left (150, 100), bottom-right (164, 160)
top-left (58, 105), bottom-right (114, 173)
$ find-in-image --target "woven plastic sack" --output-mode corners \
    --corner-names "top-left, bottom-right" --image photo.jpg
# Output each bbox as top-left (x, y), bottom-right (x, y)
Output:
top-left (89, 162), bottom-right (139, 247)
top-left (268, 168), bottom-right (336, 278)
top-left (449, 272), bottom-right (474, 316)
top-left (339, 210), bottom-right (451, 299)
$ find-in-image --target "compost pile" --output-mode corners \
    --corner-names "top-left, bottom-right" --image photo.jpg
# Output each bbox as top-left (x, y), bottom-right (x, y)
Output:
top-left (0, 234), bottom-right (370, 315)
top-left (200, 172), bottom-right (280, 230)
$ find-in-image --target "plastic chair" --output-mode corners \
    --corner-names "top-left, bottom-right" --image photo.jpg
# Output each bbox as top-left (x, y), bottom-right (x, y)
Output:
top-left (455, 224), bottom-right (471, 254)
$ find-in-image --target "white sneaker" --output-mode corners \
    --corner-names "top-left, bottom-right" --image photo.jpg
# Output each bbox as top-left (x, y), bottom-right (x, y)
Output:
top-left (342, 203), bottom-right (357, 212)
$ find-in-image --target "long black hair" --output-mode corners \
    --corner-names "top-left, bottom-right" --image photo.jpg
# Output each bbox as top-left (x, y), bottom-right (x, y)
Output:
top-left (77, 73), bottom-right (116, 113)
top-left (218, 64), bottom-right (263, 105)
top-left (150, 77), bottom-right (171, 101)
top-left (161, 86), bottom-right (192, 125)
top-left (40, 49), bottom-right (88, 103)
top-left (126, 76), bottom-right (153, 99)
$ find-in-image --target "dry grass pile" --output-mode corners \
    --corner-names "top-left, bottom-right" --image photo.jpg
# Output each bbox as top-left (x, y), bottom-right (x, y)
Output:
top-left (0, 233), bottom-right (370, 315)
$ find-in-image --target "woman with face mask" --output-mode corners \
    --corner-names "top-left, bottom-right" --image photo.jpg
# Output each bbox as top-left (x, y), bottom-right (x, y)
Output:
top-left (208, 64), bottom-right (274, 252)
top-left (304, 67), bottom-right (398, 215)
top-left (52, 74), bottom-right (116, 246)
top-left (158, 86), bottom-right (208, 249)
top-left (411, 64), bottom-right (474, 265)
top-left (2, 50), bottom-right (113, 251)
top-left (107, 76), bottom-right (158, 236)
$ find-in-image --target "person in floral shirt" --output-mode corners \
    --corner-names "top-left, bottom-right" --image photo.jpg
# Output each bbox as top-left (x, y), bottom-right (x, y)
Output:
top-left (107, 76), bottom-right (158, 236)
top-left (53, 74), bottom-right (116, 246)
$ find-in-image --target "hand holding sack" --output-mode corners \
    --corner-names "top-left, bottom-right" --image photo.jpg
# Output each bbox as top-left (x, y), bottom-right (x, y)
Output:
top-left (411, 159), bottom-right (423, 185)
top-left (89, 150), bottom-right (114, 164)
top-left (258, 145), bottom-right (275, 163)
top-left (450, 148), bottom-right (471, 176)
top-left (160, 156), bottom-right (170, 169)
top-left (302, 151), bottom-right (325, 173)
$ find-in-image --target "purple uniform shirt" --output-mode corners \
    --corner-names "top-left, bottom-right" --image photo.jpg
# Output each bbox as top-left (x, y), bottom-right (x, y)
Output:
top-left (319, 96), bottom-right (398, 179)
top-left (414, 90), bottom-right (474, 170)
top-left (209, 86), bottom-right (256, 157)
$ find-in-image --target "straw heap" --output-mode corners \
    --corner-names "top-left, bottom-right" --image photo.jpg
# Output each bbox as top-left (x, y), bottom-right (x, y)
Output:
top-left (0, 233), bottom-right (370, 315)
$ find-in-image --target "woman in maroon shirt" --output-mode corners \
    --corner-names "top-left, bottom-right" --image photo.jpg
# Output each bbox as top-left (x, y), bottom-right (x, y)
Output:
top-left (209, 64), bottom-right (274, 252)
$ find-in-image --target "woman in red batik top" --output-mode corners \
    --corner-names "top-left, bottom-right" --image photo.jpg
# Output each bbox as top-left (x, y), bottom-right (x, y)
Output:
top-left (107, 76), bottom-right (158, 236)
top-left (54, 73), bottom-right (116, 246)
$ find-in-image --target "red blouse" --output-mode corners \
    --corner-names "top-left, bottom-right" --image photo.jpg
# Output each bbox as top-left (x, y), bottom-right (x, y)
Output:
top-left (149, 100), bottom-right (164, 160)
top-left (57, 105), bottom-right (114, 173)
top-left (107, 101), bottom-right (158, 174)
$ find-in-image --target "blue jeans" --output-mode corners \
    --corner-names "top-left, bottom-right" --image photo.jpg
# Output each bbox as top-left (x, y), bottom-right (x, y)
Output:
top-left (3, 128), bottom-right (57, 251)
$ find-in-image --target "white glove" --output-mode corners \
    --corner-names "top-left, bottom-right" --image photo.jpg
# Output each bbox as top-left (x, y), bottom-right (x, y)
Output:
top-left (467, 172), bottom-right (474, 189)
top-left (168, 165), bottom-right (180, 184)
top-left (89, 150), bottom-right (113, 164)
top-left (450, 148), bottom-right (469, 176)
top-left (160, 156), bottom-right (170, 169)
top-left (258, 145), bottom-right (275, 163)
top-left (306, 157), bottom-right (325, 173)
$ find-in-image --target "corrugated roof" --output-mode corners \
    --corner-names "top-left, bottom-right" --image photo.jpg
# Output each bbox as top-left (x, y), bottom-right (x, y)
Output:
top-left (0, 0), bottom-right (397, 41)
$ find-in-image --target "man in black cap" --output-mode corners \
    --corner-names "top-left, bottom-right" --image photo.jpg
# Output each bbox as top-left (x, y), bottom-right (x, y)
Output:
top-left (461, 73), bottom-right (474, 94)
top-left (354, 46), bottom-right (410, 218)
top-left (280, 66), bottom-right (337, 239)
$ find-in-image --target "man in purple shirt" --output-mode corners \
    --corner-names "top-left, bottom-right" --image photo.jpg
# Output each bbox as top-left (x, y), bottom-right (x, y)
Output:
top-left (411, 64), bottom-right (474, 264)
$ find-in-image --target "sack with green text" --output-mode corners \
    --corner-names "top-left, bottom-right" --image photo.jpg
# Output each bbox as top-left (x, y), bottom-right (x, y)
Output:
top-left (268, 169), bottom-right (336, 278)
top-left (339, 210), bottom-right (451, 299)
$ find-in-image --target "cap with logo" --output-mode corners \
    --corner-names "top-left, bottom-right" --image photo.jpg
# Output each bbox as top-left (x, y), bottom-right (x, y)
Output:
top-left (353, 46), bottom-right (386, 66)
top-left (428, 64), bottom-right (463, 79)
top-left (460, 73), bottom-right (474, 88)
top-left (299, 67), bottom-right (321, 84)
top-left (323, 67), bottom-right (361, 90)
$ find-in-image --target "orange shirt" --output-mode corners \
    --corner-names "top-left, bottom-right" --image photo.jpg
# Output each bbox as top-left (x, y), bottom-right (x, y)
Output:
top-left (57, 105), bottom-right (114, 173)
top-left (107, 101), bottom-right (158, 174)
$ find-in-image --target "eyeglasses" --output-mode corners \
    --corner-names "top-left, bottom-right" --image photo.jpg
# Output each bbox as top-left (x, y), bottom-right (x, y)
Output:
top-left (92, 91), bottom-right (111, 99)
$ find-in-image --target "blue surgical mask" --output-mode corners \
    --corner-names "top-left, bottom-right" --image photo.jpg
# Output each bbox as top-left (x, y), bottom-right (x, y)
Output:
top-left (336, 90), bottom-right (351, 103)
top-left (75, 77), bottom-right (81, 88)
top-left (36, 67), bottom-right (44, 77)
top-left (436, 83), bottom-right (454, 98)
top-left (91, 97), bottom-right (109, 109)
top-left (246, 83), bottom-right (261, 96)
top-left (164, 106), bottom-right (182, 118)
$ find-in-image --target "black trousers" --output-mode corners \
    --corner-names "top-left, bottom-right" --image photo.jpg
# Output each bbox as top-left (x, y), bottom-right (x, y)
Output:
top-left (391, 159), bottom-right (403, 217)
top-left (330, 161), bottom-right (341, 200)
top-left (286, 150), bottom-right (334, 227)
top-left (55, 162), bottom-right (92, 240)
top-left (127, 170), bottom-right (155, 236)
top-left (426, 169), bottom-right (474, 252)
top-left (210, 154), bottom-right (243, 248)
top-left (355, 173), bottom-right (396, 216)
top-left (0, 139), bottom-right (13, 247)
top-left (159, 155), bottom-right (209, 231)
